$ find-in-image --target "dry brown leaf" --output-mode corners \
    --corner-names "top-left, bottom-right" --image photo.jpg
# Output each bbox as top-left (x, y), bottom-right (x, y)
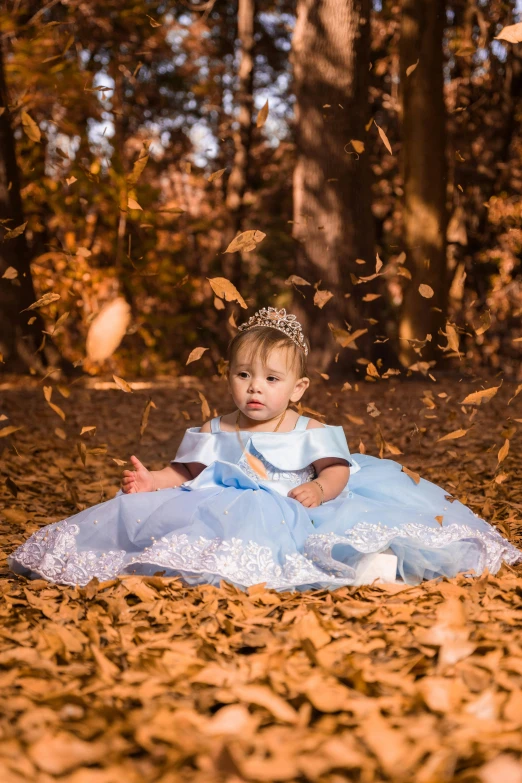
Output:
top-left (21, 110), bottom-right (41, 143)
top-left (285, 274), bottom-right (311, 286)
top-left (495, 21), bottom-right (522, 44)
top-left (313, 288), bottom-right (334, 309)
top-left (375, 121), bottom-right (393, 154)
top-left (256, 99), bottom-right (269, 128)
top-left (436, 428), bottom-right (470, 442)
top-left (2, 266), bottom-right (18, 279)
top-left (402, 465), bottom-right (420, 484)
top-left (497, 439), bottom-right (510, 466)
top-left (329, 324), bottom-right (368, 349)
top-left (0, 425), bottom-right (22, 438)
top-left (419, 283), bottom-right (434, 299)
top-left (208, 276), bottom-right (247, 308)
top-left (127, 196), bottom-right (143, 210)
top-left (198, 391), bottom-right (211, 421)
top-left (186, 347), bottom-right (209, 365)
top-left (208, 168), bottom-right (226, 182)
top-left (20, 292), bottom-right (60, 312)
top-left (460, 385), bottom-right (499, 406)
top-left (86, 298), bottom-right (131, 363)
top-left (140, 397), bottom-right (157, 437)
top-left (224, 229), bottom-right (266, 254)
top-left (406, 59), bottom-right (419, 76)
top-left (113, 375), bottom-right (133, 393)
top-left (350, 139), bottom-right (365, 153)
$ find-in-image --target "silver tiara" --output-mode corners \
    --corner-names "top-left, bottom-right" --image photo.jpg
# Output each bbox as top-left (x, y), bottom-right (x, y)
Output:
top-left (237, 307), bottom-right (309, 356)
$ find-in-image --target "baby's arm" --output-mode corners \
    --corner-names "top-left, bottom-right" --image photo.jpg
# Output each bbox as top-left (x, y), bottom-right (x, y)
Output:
top-left (121, 421), bottom-right (210, 493)
top-left (153, 420), bottom-right (211, 488)
top-left (287, 419), bottom-right (350, 508)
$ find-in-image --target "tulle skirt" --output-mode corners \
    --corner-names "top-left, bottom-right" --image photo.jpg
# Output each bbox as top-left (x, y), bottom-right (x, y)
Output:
top-left (8, 454), bottom-right (522, 591)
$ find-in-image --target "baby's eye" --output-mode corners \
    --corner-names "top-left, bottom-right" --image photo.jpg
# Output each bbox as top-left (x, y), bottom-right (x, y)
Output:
top-left (267, 376), bottom-right (278, 382)
top-left (238, 372), bottom-right (249, 378)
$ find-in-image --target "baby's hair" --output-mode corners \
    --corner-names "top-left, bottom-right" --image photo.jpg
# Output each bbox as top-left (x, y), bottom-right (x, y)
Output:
top-left (228, 326), bottom-right (309, 378)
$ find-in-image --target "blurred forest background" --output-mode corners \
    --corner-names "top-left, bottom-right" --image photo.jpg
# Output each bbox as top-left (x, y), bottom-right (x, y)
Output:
top-left (1, 0), bottom-right (522, 382)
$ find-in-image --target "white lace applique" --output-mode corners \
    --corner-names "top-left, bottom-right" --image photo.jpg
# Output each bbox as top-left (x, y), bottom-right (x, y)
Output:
top-left (9, 520), bottom-right (127, 587)
top-left (9, 517), bottom-right (522, 589)
top-left (238, 444), bottom-right (316, 485)
top-left (304, 520), bottom-right (522, 577)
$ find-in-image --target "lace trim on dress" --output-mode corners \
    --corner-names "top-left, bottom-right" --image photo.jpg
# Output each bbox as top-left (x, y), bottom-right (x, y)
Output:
top-left (9, 517), bottom-right (522, 589)
top-left (238, 445), bottom-right (316, 486)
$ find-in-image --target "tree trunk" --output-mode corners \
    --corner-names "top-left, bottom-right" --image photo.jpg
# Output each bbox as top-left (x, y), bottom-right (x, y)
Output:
top-left (398, 0), bottom-right (448, 367)
top-left (224, 0), bottom-right (255, 291)
top-left (0, 37), bottom-right (62, 374)
top-left (291, 0), bottom-right (375, 374)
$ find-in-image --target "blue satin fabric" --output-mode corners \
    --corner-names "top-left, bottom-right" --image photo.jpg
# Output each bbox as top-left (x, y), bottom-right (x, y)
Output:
top-left (172, 423), bottom-right (361, 475)
top-left (8, 416), bottom-right (522, 591)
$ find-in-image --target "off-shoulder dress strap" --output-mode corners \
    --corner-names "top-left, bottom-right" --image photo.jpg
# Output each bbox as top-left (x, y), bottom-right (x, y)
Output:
top-left (210, 417), bottom-right (221, 433)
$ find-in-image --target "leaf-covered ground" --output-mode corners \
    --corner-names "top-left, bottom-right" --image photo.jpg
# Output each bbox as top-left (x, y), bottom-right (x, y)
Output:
top-left (1, 373), bottom-right (522, 783)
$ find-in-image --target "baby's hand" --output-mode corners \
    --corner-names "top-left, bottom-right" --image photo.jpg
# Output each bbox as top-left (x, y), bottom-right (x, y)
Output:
top-left (287, 481), bottom-right (323, 508)
top-left (121, 455), bottom-right (155, 494)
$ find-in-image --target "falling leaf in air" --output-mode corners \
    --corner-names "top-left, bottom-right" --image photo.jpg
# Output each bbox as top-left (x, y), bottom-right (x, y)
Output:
top-left (256, 99), bottom-right (269, 128)
top-left (186, 347), bottom-right (209, 365)
top-left (4, 222), bottom-right (28, 241)
top-left (224, 229), bottom-right (266, 254)
top-left (21, 110), bottom-right (41, 143)
top-left (127, 197), bottom-right (143, 211)
top-left (375, 122), bottom-right (392, 154)
top-left (208, 168), bottom-right (226, 183)
top-left (495, 21), bottom-right (522, 44)
top-left (208, 277), bottom-right (247, 308)
top-left (435, 515), bottom-right (444, 526)
top-left (20, 292), bottom-right (60, 312)
top-left (406, 59), bottom-right (419, 76)
top-left (459, 386), bottom-right (500, 406)
top-left (86, 298), bottom-right (131, 362)
top-left (43, 386), bottom-right (66, 421)
top-left (80, 426), bottom-right (96, 436)
top-left (65, 176), bottom-right (77, 186)
top-left (350, 139), bottom-right (365, 153)
top-left (437, 428), bottom-right (470, 442)
top-left (329, 324), bottom-right (368, 349)
top-left (198, 391), bottom-right (211, 421)
top-left (474, 310), bottom-right (491, 336)
top-left (140, 397), bottom-right (157, 437)
top-left (285, 275), bottom-right (310, 287)
top-left (113, 375), bottom-right (133, 393)
top-left (0, 426), bottom-right (22, 438)
top-left (419, 284), bottom-right (434, 298)
top-left (2, 266), bottom-right (18, 279)
top-left (508, 384), bottom-right (522, 405)
top-left (127, 144), bottom-right (150, 186)
top-left (497, 439), bottom-right (509, 466)
top-left (444, 322), bottom-right (460, 354)
top-left (313, 288), bottom-right (334, 309)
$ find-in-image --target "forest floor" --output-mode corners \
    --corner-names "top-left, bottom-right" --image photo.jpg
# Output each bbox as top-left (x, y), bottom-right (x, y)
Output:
top-left (1, 371), bottom-right (522, 783)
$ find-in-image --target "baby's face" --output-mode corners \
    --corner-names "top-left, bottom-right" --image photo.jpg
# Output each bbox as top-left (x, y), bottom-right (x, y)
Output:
top-left (228, 346), bottom-right (309, 422)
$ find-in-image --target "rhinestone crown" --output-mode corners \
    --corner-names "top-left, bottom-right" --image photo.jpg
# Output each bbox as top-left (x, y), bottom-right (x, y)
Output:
top-left (237, 307), bottom-right (309, 356)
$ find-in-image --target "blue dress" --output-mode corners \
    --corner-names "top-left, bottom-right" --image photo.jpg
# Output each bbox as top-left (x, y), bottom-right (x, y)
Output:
top-left (8, 415), bottom-right (522, 591)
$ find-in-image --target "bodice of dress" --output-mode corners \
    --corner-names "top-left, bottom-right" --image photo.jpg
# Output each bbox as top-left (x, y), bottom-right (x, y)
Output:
top-left (223, 418), bottom-right (317, 488)
top-left (171, 415), bottom-right (359, 497)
